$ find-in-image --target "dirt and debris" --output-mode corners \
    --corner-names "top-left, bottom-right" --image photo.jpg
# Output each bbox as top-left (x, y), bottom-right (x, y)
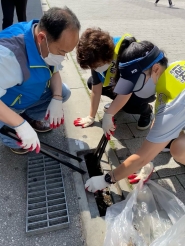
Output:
top-left (94, 189), bottom-right (113, 216)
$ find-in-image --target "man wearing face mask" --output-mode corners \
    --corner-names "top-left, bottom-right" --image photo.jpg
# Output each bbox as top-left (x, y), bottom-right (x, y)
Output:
top-left (74, 29), bottom-right (155, 131)
top-left (0, 7), bottom-right (80, 154)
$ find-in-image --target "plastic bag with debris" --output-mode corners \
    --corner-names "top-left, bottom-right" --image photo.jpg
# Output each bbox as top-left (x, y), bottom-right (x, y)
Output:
top-left (104, 180), bottom-right (185, 246)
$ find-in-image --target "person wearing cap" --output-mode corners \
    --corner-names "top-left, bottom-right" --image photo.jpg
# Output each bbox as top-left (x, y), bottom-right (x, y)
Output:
top-left (101, 37), bottom-right (164, 139)
top-left (74, 29), bottom-right (155, 131)
top-left (84, 38), bottom-right (185, 192)
top-left (0, 7), bottom-right (80, 154)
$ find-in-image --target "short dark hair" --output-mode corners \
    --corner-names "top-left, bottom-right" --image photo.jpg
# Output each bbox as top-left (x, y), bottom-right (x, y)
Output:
top-left (76, 28), bottom-right (114, 69)
top-left (38, 6), bottom-right (81, 41)
top-left (115, 37), bottom-right (168, 82)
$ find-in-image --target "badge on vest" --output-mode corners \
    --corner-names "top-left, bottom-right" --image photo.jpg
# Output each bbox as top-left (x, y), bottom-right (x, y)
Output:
top-left (170, 64), bottom-right (185, 83)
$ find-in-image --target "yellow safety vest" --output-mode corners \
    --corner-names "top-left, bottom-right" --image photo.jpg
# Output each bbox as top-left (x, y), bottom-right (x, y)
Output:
top-left (103, 33), bottom-right (132, 87)
top-left (155, 60), bottom-right (185, 111)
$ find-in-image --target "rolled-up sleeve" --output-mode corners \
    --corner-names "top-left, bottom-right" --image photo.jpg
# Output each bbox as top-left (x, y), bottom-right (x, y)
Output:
top-left (0, 45), bottom-right (23, 97)
top-left (53, 64), bottom-right (63, 73)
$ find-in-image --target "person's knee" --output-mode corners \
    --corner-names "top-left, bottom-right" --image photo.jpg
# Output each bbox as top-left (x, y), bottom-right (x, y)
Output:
top-left (62, 83), bottom-right (71, 103)
top-left (170, 138), bottom-right (185, 164)
top-left (63, 88), bottom-right (71, 103)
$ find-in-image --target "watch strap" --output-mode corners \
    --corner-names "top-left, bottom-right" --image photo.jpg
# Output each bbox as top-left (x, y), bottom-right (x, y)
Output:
top-left (104, 173), bottom-right (116, 184)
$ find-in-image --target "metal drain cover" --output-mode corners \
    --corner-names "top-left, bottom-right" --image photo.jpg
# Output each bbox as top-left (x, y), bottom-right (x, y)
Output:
top-left (26, 155), bottom-right (70, 235)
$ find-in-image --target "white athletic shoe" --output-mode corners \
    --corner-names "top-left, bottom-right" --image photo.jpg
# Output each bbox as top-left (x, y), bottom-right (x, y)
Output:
top-left (169, 4), bottom-right (175, 7)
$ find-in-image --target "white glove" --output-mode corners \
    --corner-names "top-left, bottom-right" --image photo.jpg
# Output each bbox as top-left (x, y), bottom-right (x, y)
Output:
top-left (15, 120), bottom-right (40, 153)
top-left (74, 116), bottom-right (95, 128)
top-left (102, 113), bottom-right (116, 139)
top-left (45, 98), bottom-right (64, 128)
top-left (85, 175), bottom-right (110, 193)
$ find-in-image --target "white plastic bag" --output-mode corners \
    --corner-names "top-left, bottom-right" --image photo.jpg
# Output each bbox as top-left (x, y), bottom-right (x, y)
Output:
top-left (151, 214), bottom-right (185, 246)
top-left (104, 180), bottom-right (185, 246)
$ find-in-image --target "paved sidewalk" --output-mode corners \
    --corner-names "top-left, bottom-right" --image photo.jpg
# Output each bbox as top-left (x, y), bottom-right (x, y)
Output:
top-left (47, 0), bottom-right (185, 204)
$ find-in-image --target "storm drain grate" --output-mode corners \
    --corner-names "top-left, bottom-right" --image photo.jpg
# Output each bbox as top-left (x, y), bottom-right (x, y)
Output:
top-left (26, 155), bottom-right (70, 235)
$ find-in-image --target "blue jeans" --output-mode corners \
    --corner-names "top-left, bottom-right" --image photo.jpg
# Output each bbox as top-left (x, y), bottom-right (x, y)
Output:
top-left (0, 83), bottom-right (71, 148)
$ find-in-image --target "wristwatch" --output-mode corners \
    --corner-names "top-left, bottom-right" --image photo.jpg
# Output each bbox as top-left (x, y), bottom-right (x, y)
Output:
top-left (104, 173), bottom-right (116, 184)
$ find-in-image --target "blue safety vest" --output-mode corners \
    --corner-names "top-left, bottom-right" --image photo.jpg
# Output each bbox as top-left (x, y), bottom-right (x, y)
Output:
top-left (0, 20), bottom-right (53, 109)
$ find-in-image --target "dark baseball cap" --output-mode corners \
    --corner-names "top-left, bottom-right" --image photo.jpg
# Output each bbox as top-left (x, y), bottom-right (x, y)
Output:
top-left (114, 46), bottom-right (164, 95)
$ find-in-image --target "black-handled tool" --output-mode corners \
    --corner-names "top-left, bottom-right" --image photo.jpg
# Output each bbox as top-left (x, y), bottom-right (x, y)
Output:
top-left (95, 135), bottom-right (108, 168)
top-left (93, 134), bottom-right (108, 168)
top-left (0, 125), bottom-right (86, 175)
top-left (85, 134), bottom-right (108, 177)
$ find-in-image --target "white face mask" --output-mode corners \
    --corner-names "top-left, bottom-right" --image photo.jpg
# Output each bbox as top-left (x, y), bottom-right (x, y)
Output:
top-left (39, 34), bottom-right (65, 66)
top-left (94, 63), bottom-right (111, 73)
top-left (44, 53), bottom-right (65, 66)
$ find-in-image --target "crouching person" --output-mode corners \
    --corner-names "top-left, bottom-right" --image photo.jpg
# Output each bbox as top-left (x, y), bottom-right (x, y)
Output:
top-left (85, 39), bottom-right (179, 192)
top-left (0, 7), bottom-right (80, 154)
top-left (74, 28), bottom-right (155, 131)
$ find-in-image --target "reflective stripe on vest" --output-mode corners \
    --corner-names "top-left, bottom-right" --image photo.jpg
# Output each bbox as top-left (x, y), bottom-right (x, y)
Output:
top-left (103, 33), bottom-right (132, 87)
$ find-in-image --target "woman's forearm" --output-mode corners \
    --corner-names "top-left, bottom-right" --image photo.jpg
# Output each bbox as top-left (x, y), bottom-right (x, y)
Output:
top-left (111, 154), bottom-right (145, 182)
top-left (0, 100), bottom-right (24, 127)
top-left (106, 93), bottom-right (132, 115)
top-left (89, 83), bottom-right (102, 118)
top-left (110, 139), bottom-right (169, 182)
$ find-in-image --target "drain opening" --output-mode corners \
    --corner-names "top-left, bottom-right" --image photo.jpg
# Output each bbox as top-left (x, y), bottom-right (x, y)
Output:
top-left (84, 152), bottom-right (113, 217)
top-left (28, 221), bottom-right (48, 231)
top-left (28, 208), bottom-right (47, 217)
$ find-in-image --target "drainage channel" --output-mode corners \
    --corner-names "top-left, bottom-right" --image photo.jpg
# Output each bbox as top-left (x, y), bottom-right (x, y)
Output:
top-left (79, 150), bottom-right (123, 217)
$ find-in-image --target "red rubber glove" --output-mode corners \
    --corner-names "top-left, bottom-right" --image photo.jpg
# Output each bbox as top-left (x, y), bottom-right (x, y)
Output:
top-left (15, 120), bottom-right (40, 153)
top-left (102, 113), bottom-right (116, 140)
top-left (74, 116), bottom-right (95, 128)
top-left (128, 162), bottom-right (154, 184)
top-left (45, 98), bottom-right (64, 128)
